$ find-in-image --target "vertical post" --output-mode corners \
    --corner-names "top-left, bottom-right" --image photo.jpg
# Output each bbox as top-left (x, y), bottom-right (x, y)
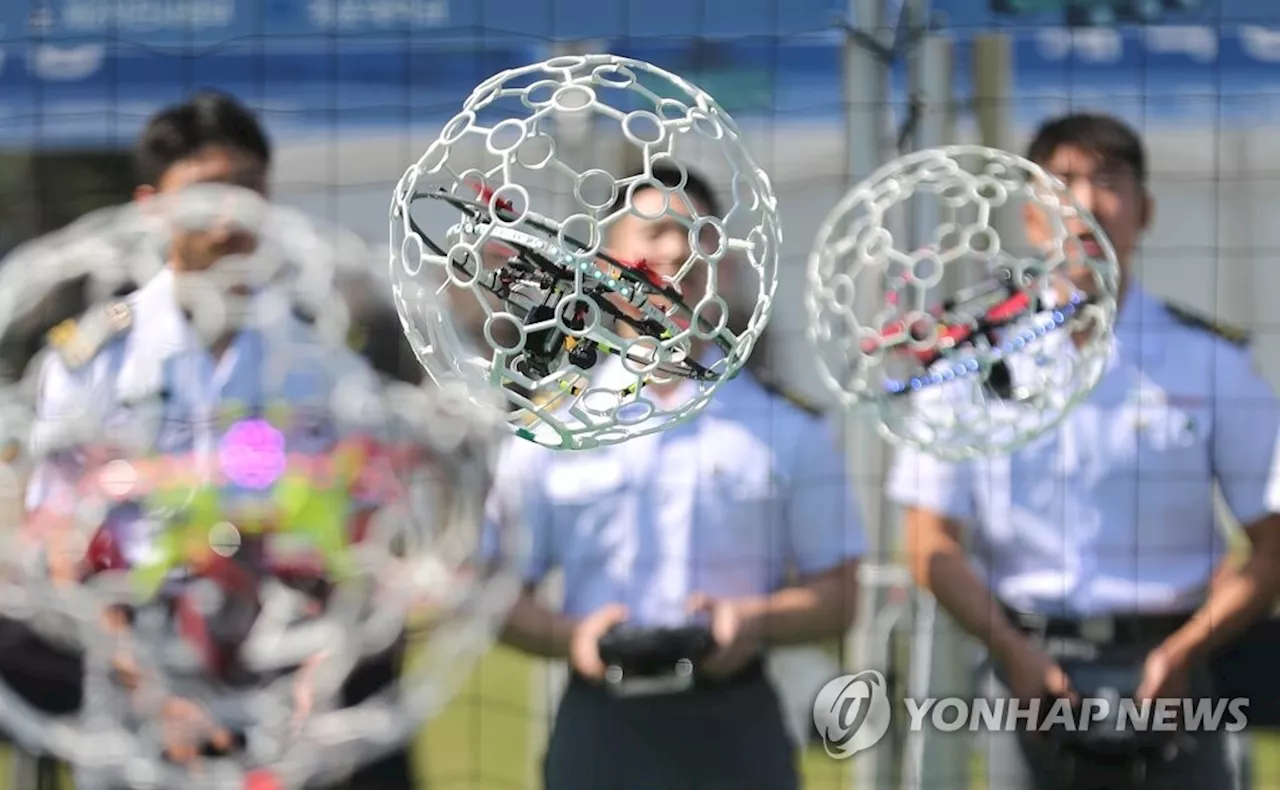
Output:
top-left (841, 2), bottom-right (895, 789)
top-left (972, 33), bottom-right (1017, 248)
top-left (972, 33), bottom-right (1012, 153)
top-left (895, 12), bottom-right (973, 790)
top-left (525, 40), bottom-right (603, 790)
top-left (908, 18), bottom-right (956, 293)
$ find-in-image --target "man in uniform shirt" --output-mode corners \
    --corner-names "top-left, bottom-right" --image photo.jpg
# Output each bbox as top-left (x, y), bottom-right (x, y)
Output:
top-left (7, 92), bottom-right (418, 789)
top-left (887, 112), bottom-right (1280, 788)
top-left (485, 163), bottom-right (866, 790)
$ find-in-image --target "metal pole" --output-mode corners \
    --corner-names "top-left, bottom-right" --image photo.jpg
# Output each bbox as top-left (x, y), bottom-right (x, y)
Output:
top-left (972, 33), bottom-right (1012, 153)
top-left (972, 33), bottom-right (1018, 249)
top-left (843, 0), bottom-right (892, 185)
top-left (909, 18), bottom-right (956, 298)
top-left (524, 42), bottom-right (605, 787)
top-left (893, 8), bottom-right (974, 788)
top-left (841, 2), bottom-right (897, 788)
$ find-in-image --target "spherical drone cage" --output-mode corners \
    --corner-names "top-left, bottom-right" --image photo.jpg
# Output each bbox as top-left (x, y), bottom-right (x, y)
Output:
top-left (806, 144), bottom-right (1121, 461)
top-left (390, 53), bottom-right (782, 451)
top-left (0, 185), bottom-right (520, 790)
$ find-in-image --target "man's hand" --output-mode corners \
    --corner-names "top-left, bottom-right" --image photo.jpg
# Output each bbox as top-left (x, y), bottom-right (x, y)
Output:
top-left (1136, 643), bottom-right (1191, 703)
top-left (686, 592), bottom-right (763, 680)
top-left (569, 603), bottom-right (629, 681)
top-left (292, 649), bottom-right (331, 734)
top-left (158, 695), bottom-right (233, 768)
top-left (999, 636), bottom-right (1077, 713)
top-left (100, 605), bottom-right (142, 690)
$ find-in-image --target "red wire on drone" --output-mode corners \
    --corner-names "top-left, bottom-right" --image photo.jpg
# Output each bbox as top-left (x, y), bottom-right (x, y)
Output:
top-left (473, 182), bottom-right (514, 214)
top-left (614, 257), bottom-right (667, 290)
top-left (865, 290), bottom-right (1035, 364)
top-left (985, 291), bottom-right (1032, 324)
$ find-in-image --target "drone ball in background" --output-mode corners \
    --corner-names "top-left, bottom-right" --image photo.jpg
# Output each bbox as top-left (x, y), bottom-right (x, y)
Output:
top-left (389, 52), bottom-right (781, 451)
top-left (0, 187), bottom-right (519, 790)
top-left (805, 145), bottom-right (1121, 461)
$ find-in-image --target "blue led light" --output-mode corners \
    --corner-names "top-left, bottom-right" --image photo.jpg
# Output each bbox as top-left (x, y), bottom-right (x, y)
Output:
top-left (881, 299), bottom-right (1087, 394)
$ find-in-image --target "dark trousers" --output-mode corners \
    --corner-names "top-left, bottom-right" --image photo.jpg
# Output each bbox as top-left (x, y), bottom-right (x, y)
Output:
top-left (978, 639), bottom-right (1239, 790)
top-left (0, 617), bottom-right (418, 789)
top-left (543, 663), bottom-right (798, 790)
top-left (335, 640), bottom-right (417, 790)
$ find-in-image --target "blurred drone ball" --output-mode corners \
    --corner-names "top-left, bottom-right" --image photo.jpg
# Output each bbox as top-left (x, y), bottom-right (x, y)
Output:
top-left (806, 145), bottom-right (1120, 460)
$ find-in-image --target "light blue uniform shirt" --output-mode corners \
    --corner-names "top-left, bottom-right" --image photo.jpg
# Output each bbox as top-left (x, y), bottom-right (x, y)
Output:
top-left (887, 286), bottom-right (1280, 617)
top-left (485, 354), bottom-right (867, 625)
top-left (27, 267), bottom-right (383, 562)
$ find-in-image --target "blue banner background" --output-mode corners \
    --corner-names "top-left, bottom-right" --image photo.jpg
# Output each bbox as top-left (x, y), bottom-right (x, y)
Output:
top-left (0, 0), bottom-right (1275, 147)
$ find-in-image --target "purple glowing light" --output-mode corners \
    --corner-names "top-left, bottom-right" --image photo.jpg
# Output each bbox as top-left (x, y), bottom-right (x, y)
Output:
top-left (218, 419), bottom-right (287, 490)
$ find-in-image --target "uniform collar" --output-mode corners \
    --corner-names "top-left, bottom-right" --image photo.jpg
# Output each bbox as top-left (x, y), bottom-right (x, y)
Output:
top-left (130, 267), bottom-right (302, 356)
top-left (132, 266), bottom-right (186, 352)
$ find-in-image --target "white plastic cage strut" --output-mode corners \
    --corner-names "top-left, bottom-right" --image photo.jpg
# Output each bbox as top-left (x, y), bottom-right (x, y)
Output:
top-left (389, 52), bottom-right (782, 451)
top-left (806, 144), bottom-right (1121, 462)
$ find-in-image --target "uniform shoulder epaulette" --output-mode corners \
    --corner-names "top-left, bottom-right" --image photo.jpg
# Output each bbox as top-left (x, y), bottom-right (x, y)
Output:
top-left (754, 372), bottom-right (823, 417)
top-left (1162, 300), bottom-right (1251, 347)
top-left (46, 300), bottom-right (133, 370)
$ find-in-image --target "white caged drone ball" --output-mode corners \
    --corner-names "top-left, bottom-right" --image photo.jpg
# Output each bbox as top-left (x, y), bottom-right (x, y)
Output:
top-left (806, 145), bottom-right (1121, 461)
top-left (0, 186), bottom-right (518, 790)
top-left (389, 53), bottom-right (781, 451)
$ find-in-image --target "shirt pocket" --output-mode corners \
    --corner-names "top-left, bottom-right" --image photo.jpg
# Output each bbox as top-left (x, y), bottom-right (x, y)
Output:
top-left (1008, 430), bottom-right (1069, 514)
top-left (1126, 402), bottom-right (1211, 476)
top-left (693, 456), bottom-right (779, 574)
top-left (542, 461), bottom-right (630, 567)
top-left (1118, 401), bottom-right (1213, 541)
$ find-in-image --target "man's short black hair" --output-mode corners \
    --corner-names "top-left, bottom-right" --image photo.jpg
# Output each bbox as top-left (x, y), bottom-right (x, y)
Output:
top-left (609, 162), bottom-right (723, 218)
top-left (1026, 112), bottom-right (1147, 185)
top-left (134, 90), bottom-right (272, 187)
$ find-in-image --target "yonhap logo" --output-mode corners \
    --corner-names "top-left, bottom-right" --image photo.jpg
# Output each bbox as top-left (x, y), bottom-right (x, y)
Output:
top-left (812, 670), bottom-right (893, 759)
top-left (810, 668), bottom-right (1251, 762)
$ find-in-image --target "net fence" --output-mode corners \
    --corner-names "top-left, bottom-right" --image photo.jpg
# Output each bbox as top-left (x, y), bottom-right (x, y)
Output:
top-left (0, 0), bottom-right (1278, 788)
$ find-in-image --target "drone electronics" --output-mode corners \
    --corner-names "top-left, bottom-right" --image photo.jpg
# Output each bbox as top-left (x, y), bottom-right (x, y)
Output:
top-left (806, 144), bottom-right (1121, 460)
top-left (390, 53), bottom-right (782, 451)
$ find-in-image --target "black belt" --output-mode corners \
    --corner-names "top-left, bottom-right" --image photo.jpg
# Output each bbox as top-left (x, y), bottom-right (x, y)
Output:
top-left (571, 656), bottom-right (765, 694)
top-left (1001, 605), bottom-right (1194, 646)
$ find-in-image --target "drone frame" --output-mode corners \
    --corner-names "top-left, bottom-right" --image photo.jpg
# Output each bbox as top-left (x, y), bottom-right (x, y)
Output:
top-left (869, 269), bottom-right (1093, 397)
top-left (402, 184), bottom-right (743, 390)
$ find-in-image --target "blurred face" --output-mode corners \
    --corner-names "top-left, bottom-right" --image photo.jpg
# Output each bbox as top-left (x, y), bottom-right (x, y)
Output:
top-left (606, 187), bottom-right (721, 330)
top-left (138, 145), bottom-right (269, 274)
top-left (1024, 143), bottom-right (1152, 294)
